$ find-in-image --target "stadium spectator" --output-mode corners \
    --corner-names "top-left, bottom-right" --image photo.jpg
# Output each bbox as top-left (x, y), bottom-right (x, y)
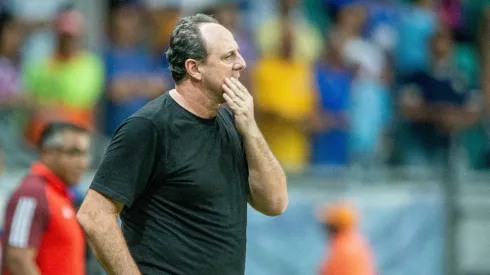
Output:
top-left (395, 0), bottom-right (438, 77)
top-left (101, 0), bottom-right (166, 137)
top-left (5, 0), bottom-right (64, 66)
top-left (0, 10), bottom-right (27, 171)
top-left (253, 22), bottom-right (315, 172)
top-left (335, 2), bottom-right (392, 165)
top-left (399, 25), bottom-right (481, 166)
top-left (2, 122), bottom-right (90, 275)
top-left (363, 0), bottom-right (403, 55)
top-left (256, 0), bottom-right (323, 63)
top-left (317, 201), bottom-right (376, 275)
top-left (310, 31), bottom-right (352, 166)
top-left (0, 10), bottom-right (25, 110)
top-left (439, 0), bottom-right (464, 39)
top-left (23, 6), bottom-right (103, 145)
top-left (146, 1), bottom-right (180, 83)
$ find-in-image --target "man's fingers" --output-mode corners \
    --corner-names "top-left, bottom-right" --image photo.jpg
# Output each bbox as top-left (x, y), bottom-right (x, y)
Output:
top-left (223, 93), bottom-right (239, 110)
top-left (230, 78), bottom-right (249, 95)
top-left (222, 84), bottom-right (243, 106)
top-left (225, 78), bottom-right (246, 100)
top-left (222, 83), bottom-right (237, 99)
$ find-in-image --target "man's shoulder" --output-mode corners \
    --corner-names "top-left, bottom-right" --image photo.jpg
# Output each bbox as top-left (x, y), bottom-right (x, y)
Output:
top-left (115, 92), bottom-right (176, 138)
top-left (15, 175), bottom-right (46, 195)
top-left (8, 174), bottom-right (47, 206)
top-left (130, 92), bottom-right (173, 122)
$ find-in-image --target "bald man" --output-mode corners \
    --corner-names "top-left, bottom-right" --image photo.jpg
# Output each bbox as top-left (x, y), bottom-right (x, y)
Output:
top-left (77, 14), bottom-right (288, 275)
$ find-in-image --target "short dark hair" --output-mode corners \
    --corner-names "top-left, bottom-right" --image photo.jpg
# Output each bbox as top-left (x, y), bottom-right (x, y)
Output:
top-left (166, 14), bottom-right (218, 83)
top-left (38, 122), bottom-right (89, 150)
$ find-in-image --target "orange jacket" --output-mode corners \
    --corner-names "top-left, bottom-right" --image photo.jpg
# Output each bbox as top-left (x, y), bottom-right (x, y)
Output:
top-left (319, 230), bottom-right (376, 275)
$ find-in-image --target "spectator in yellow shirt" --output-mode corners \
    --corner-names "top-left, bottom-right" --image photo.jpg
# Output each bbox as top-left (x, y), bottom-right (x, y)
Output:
top-left (253, 23), bottom-right (316, 172)
top-left (256, 0), bottom-right (323, 63)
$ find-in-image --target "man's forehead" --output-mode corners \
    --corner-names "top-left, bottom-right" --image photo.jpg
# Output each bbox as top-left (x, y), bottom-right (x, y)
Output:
top-left (62, 131), bottom-right (90, 145)
top-left (199, 23), bottom-right (237, 53)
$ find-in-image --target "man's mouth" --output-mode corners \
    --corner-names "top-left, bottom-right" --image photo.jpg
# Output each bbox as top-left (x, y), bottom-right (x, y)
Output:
top-left (232, 73), bottom-right (240, 79)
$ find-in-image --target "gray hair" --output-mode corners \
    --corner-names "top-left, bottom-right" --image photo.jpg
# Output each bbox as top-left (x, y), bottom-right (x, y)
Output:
top-left (165, 13), bottom-right (218, 83)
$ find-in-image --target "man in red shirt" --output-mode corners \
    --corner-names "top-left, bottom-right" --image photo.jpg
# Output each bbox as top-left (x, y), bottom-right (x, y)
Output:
top-left (2, 122), bottom-right (91, 275)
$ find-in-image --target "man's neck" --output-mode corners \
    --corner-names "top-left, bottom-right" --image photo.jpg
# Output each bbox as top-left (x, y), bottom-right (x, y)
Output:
top-left (55, 48), bottom-right (78, 61)
top-left (171, 82), bottom-right (221, 119)
top-left (55, 40), bottom-right (78, 60)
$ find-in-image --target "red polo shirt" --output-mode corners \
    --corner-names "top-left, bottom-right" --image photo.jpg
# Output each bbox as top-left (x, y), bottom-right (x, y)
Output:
top-left (2, 162), bottom-right (85, 275)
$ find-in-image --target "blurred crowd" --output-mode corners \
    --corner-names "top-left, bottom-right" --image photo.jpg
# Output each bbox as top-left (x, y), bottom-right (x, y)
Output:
top-left (1, 0), bottom-right (490, 175)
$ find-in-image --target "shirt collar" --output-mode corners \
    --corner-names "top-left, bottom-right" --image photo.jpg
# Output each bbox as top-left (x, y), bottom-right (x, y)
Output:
top-left (30, 162), bottom-right (69, 197)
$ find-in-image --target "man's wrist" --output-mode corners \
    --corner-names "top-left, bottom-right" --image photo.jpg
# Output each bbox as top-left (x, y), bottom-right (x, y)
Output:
top-left (242, 124), bottom-right (262, 141)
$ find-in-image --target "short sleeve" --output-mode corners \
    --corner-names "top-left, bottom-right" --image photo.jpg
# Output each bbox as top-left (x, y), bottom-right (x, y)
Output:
top-left (4, 182), bottom-right (49, 248)
top-left (90, 117), bottom-right (159, 208)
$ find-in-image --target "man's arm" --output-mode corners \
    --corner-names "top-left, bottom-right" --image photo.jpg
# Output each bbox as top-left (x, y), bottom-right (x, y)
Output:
top-left (222, 77), bottom-right (288, 216)
top-left (77, 117), bottom-right (158, 275)
top-left (438, 104), bottom-right (481, 132)
top-left (3, 183), bottom-right (50, 275)
top-left (77, 190), bottom-right (141, 275)
top-left (4, 247), bottom-right (39, 275)
top-left (243, 129), bottom-right (288, 216)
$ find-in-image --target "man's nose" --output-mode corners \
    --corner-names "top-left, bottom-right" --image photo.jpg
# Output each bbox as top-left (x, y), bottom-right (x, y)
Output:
top-left (234, 53), bottom-right (247, 70)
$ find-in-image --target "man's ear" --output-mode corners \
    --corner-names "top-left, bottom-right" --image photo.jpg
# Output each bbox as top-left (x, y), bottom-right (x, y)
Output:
top-left (185, 59), bottom-right (202, 81)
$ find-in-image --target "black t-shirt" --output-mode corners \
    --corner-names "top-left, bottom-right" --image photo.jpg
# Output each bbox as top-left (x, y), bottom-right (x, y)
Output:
top-left (90, 92), bottom-right (250, 275)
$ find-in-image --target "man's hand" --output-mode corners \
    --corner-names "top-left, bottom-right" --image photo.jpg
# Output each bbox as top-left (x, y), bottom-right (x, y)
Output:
top-left (222, 77), bottom-right (260, 137)
top-left (223, 77), bottom-right (288, 216)
top-left (77, 190), bottom-right (141, 275)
